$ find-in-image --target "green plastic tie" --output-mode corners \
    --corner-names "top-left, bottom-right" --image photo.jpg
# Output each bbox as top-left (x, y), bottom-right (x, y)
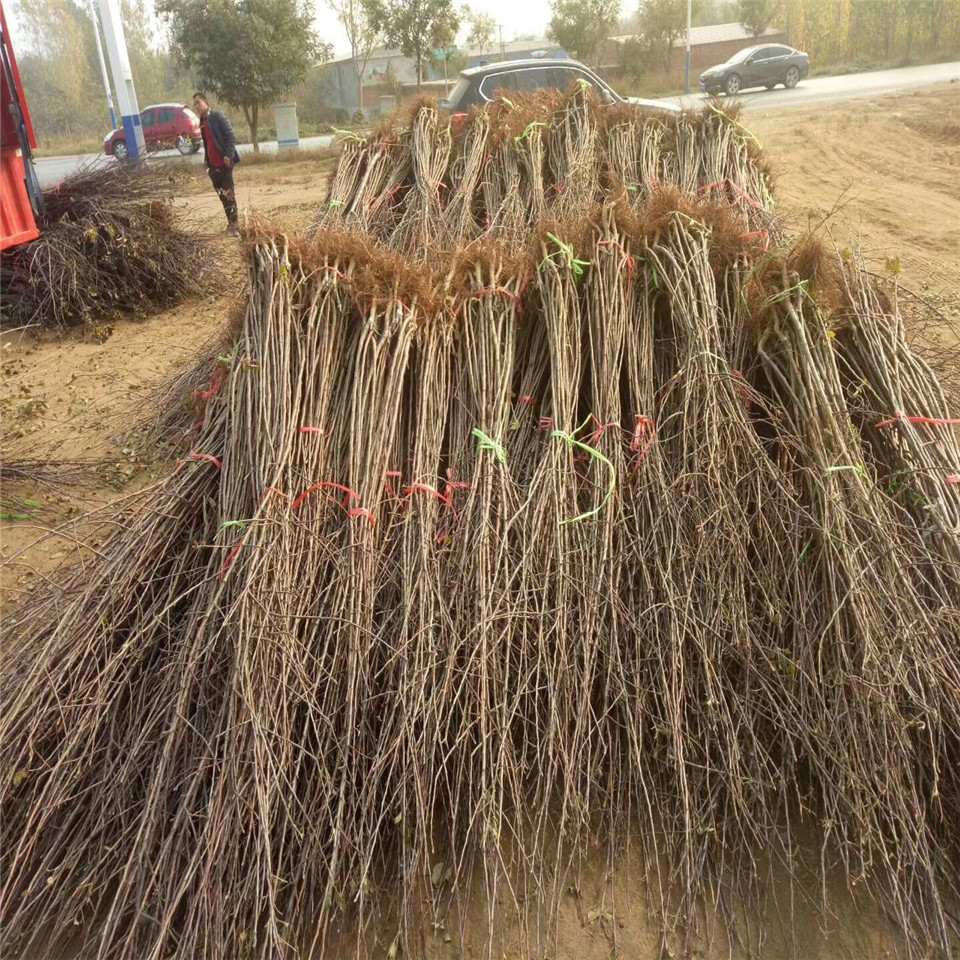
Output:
top-left (551, 419), bottom-right (616, 525)
top-left (706, 103), bottom-right (761, 146)
top-left (542, 233), bottom-right (591, 280)
top-left (472, 428), bottom-right (506, 464)
top-left (823, 463), bottom-right (866, 479)
top-left (217, 519), bottom-right (247, 536)
top-left (515, 121), bottom-right (546, 144)
top-left (762, 278), bottom-right (811, 309)
top-left (687, 349), bottom-right (726, 365)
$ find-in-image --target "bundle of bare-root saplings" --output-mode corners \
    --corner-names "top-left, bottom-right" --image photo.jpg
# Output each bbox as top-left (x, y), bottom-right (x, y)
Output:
top-left (3, 92), bottom-right (960, 960)
top-left (0, 164), bottom-right (211, 332)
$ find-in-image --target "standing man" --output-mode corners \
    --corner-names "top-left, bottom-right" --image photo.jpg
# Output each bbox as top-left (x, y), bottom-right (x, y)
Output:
top-left (192, 92), bottom-right (241, 235)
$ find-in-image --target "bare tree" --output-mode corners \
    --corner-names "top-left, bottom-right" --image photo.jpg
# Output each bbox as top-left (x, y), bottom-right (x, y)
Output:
top-left (327, 0), bottom-right (384, 112)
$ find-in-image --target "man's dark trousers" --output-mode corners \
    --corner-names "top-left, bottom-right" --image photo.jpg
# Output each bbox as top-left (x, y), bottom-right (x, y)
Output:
top-left (209, 166), bottom-right (238, 225)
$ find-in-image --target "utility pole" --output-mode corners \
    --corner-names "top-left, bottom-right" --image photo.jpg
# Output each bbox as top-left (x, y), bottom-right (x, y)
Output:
top-left (498, 24), bottom-right (505, 60)
top-left (684, 0), bottom-right (692, 94)
top-left (98, 0), bottom-right (144, 161)
top-left (88, 0), bottom-right (117, 130)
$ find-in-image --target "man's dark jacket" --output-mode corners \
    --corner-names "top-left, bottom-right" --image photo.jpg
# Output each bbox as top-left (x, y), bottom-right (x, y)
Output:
top-left (202, 110), bottom-right (241, 167)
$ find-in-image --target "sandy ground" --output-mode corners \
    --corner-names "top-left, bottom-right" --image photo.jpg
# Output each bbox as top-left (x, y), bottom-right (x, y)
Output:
top-left (747, 83), bottom-right (960, 301)
top-left (2, 83), bottom-right (959, 958)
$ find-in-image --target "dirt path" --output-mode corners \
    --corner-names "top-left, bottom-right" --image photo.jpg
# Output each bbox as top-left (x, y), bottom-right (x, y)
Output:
top-left (747, 82), bottom-right (960, 304)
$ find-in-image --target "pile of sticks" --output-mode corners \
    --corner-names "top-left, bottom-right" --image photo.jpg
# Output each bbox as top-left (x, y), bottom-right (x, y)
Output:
top-left (3, 93), bottom-right (960, 960)
top-left (0, 163), bottom-right (212, 331)
top-left (311, 91), bottom-right (776, 251)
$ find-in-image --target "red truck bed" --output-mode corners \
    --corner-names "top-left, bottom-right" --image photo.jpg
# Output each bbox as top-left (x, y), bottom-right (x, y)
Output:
top-left (1, 0), bottom-right (41, 251)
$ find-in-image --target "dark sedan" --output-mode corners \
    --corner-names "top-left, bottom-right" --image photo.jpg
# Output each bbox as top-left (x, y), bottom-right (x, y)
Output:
top-left (699, 44), bottom-right (810, 96)
top-left (442, 58), bottom-right (679, 118)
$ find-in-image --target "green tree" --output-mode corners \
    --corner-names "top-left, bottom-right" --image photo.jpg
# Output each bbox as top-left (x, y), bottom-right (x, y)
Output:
top-left (548, 0), bottom-right (621, 64)
top-left (619, 34), bottom-right (647, 79)
top-left (16, 0), bottom-right (102, 139)
top-left (636, 0), bottom-right (697, 70)
top-left (362, 0), bottom-right (460, 90)
top-left (738, 0), bottom-right (778, 38)
top-left (465, 8), bottom-right (496, 54)
top-left (157, 0), bottom-right (330, 150)
top-left (15, 0), bottom-right (184, 143)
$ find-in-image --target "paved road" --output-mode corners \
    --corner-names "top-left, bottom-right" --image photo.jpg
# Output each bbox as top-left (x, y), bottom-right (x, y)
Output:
top-left (33, 61), bottom-right (959, 189)
top-left (666, 59), bottom-right (959, 111)
top-left (34, 133), bottom-right (336, 189)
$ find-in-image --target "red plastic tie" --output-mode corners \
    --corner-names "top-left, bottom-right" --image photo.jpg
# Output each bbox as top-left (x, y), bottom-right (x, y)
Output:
top-left (739, 229), bottom-right (770, 252)
top-left (220, 537), bottom-right (246, 580)
top-left (290, 482), bottom-right (361, 512)
top-left (517, 266), bottom-right (531, 300)
top-left (469, 286), bottom-right (521, 304)
top-left (384, 471), bottom-right (406, 506)
top-left (189, 452), bottom-right (222, 470)
top-left (192, 373), bottom-right (223, 402)
top-left (320, 265), bottom-right (349, 282)
top-left (516, 395), bottom-right (537, 407)
top-left (700, 178), bottom-right (764, 212)
top-left (443, 467), bottom-right (470, 505)
top-left (587, 420), bottom-right (621, 446)
top-left (348, 507), bottom-right (376, 528)
top-left (597, 240), bottom-right (636, 271)
top-left (731, 369), bottom-right (752, 411)
top-left (403, 483), bottom-right (448, 505)
top-left (299, 426), bottom-right (325, 436)
top-left (631, 416), bottom-right (656, 469)
top-left (875, 412), bottom-right (960, 429)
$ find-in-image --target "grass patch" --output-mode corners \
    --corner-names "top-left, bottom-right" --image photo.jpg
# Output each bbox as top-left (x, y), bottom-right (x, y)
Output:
top-left (33, 135), bottom-right (109, 159)
top-left (239, 145), bottom-right (342, 167)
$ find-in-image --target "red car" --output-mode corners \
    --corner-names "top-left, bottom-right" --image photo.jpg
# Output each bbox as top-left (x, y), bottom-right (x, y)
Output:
top-left (103, 103), bottom-right (202, 160)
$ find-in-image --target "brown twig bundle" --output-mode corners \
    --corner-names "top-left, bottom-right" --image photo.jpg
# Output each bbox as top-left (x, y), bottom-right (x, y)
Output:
top-left (307, 90), bottom-right (778, 255)
top-left (0, 163), bottom-right (213, 331)
top-left (4, 103), bottom-right (960, 960)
